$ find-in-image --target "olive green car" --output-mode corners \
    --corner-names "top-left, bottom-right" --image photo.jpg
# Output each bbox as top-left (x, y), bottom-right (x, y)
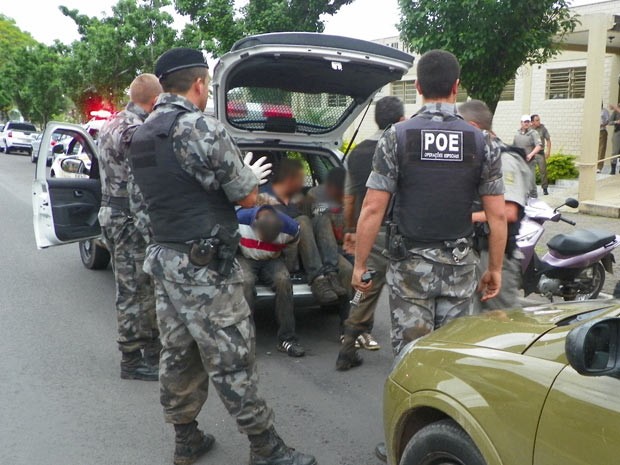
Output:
top-left (384, 301), bottom-right (620, 465)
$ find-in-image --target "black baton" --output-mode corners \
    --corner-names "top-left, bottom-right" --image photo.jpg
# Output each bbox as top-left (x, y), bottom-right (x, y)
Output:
top-left (350, 270), bottom-right (376, 306)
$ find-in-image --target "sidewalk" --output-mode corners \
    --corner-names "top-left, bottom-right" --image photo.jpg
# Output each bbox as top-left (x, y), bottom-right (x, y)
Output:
top-left (544, 173), bottom-right (620, 218)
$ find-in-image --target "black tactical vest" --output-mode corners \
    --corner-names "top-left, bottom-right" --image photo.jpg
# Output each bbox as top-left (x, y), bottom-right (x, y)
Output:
top-left (128, 109), bottom-right (238, 243)
top-left (394, 113), bottom-right (485, 242)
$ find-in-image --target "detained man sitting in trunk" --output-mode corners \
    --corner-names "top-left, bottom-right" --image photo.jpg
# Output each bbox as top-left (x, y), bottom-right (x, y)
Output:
top-left (237, 206), bottom-right (306, 357)
top-left (258, 158), bottom-right (347, 305)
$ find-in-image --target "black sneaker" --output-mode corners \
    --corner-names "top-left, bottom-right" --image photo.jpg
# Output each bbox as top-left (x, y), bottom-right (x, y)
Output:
top-left (310, 275), bottom-right (338, 305)
top-left (277, 340), bottom-right (306, 357)
top-left (326, 272), bottom-right (348, 297)
top-left (543, 188), bottom-right (549, 195)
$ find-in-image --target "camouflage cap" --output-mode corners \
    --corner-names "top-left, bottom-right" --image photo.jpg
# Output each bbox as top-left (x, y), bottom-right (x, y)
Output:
top-left (155, 48), bottom-right (209, 79)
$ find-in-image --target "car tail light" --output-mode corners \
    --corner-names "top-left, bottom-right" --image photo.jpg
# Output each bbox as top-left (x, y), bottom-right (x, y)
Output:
top-left (7, 131), bottom-right (12, 137)
top-left (227, 101), bottom-right (248, 119)
top-left (50, 140), bottom-right (57, 146)
top-left (263, 105), bottom-right (293, 119)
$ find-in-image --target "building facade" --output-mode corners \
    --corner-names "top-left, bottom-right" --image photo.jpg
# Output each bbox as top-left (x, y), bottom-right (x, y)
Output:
top-left (346, 1), bottom-right (620, 161)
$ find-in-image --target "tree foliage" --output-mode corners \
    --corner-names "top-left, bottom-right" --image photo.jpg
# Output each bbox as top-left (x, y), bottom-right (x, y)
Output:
top-left (60, 0), bottom-right (194, 115)
top-left (12, 43), bottom-right (69, 126)
top-left (0, 15), bottom-right (36, 114)
top-left (175, 0), bottom-right (355, 56)
top-left (398, 0), bottom-right (578, 112)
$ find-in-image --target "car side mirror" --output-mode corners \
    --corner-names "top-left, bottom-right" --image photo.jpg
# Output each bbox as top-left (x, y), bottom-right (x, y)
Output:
top-left (565, 198), bottom-right (579, 209)
top-left (52, 144), bottom-right (65, 154)
top-left (60, 158), bottom-right (86, 175)
top-left (566, 318), bottom-right (620, 378)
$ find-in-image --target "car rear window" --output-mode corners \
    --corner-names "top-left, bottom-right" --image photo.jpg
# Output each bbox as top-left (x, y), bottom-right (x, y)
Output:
top-left (227, 87), bottom-right (355, 135)
top-left (9, 123), bottom-right (37, 132)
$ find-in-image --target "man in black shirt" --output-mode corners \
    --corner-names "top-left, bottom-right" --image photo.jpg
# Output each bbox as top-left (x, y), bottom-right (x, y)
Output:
top-left (337, 96), bottom-right (405, 367)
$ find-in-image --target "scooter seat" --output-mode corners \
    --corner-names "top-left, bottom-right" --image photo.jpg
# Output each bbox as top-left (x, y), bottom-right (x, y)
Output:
top-left (547, 229), bottom-right (616, 256)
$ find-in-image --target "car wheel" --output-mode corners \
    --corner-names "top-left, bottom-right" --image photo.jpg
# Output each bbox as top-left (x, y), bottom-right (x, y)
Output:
top-left (31, 151), bottom-right (37, 163)
top-left (399, 420), bottom-right (486, 465)
top-left (5, 144), bottom-right (11, 154)
top-left (79, 240), bottom-right (111, 270)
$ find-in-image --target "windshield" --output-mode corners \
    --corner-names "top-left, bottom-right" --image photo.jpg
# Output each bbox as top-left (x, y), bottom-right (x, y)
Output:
top-left (9, 123), bottom-right (37, 132)
top-left (226, 86), bottom-right (355, 135)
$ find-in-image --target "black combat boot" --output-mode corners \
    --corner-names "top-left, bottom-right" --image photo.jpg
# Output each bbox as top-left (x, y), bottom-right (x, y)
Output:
top-left (120, 350), bottom-right (159, 381)
top-left (173, 421), bottom-right (215, 465)
top-left (335, 333), bottom-right (363, 371)
top-left (249, 427), bottom-right (316, 465)
top-left (143, 338), bottom-right (162, 368)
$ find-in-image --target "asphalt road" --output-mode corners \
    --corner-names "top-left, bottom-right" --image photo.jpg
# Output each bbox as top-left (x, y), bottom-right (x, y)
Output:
top-left (0, 153), bottom-right (392, 465)
top-left (3, 151), bottom-right (620, 465)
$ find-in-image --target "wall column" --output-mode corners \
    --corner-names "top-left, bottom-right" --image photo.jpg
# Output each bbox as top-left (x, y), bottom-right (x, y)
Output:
top-left (578, 15), bottom-right (611, 201)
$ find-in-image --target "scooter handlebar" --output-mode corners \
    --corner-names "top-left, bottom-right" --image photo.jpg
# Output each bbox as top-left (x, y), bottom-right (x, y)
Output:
top-left (560, 217), bottom-right (576, 226)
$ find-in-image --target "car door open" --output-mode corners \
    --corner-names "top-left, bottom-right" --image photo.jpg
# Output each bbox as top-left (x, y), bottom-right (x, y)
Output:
top-left (32, 122), bottom-right (101, 249)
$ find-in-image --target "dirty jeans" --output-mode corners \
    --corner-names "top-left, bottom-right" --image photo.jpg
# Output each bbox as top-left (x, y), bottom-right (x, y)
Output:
top-left (283, 214), bottom-right (338, 282)
top-left (342, 231), bottom-right (387, 336)
top-left (238, 256), bottom-right (296, 342)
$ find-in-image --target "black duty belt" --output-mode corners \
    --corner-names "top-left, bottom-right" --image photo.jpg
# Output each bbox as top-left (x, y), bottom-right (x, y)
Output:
top-left (404, 237), bottom-right (473, 250)
top-left (101, 195), bottom-right (130, 211)
top-left (157, 241), bottom-right (191, 255)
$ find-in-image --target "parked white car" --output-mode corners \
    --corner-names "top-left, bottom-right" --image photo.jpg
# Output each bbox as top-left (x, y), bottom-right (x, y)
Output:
top-left (1, 121), bottom-right (37, 155)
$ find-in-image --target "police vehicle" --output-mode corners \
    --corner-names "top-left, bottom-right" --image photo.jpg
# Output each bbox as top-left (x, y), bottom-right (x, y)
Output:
top-left (32, 33), bottom-right (413, 302)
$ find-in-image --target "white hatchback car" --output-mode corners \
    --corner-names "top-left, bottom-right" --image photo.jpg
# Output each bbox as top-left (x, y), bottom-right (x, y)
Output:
top-left (2, 121), bottom-right (38, 155)
top-left (32, 33), bottom-right (413, 299)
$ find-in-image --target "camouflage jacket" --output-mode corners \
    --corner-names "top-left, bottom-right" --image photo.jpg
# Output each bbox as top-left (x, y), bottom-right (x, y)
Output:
top-left (142, 93), bottom-right (258, 287)
top-left (366, 103), bottom-right (504, 266)
top-left (98, 102), bottom-right (148, 198)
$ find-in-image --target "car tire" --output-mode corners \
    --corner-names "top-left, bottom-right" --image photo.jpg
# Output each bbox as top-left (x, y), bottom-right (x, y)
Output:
top-left (5, 144), bottom-right (11, 154)
top-left (31, 152), bottom-right (37, 163)
top-left (399, 420), bottom-right (486, 465)
top-left (79, 240), bottom-right (111, 270)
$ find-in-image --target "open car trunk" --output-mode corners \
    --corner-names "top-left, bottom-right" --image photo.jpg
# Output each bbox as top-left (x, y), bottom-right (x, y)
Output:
top-left (213, 33), bottom-right (414, 148)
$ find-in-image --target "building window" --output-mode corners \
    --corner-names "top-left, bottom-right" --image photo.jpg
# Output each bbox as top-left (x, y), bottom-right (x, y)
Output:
top-left (390, 42), bottom-right (399, 49)
top-left (500, 79), bottom-right (516, 101)
top-left (327, 94), bottom-right (348, 107)
top-left (546, 67), bottom-right (586, 99)
top-left (391, 80), bottom-right (416, 104)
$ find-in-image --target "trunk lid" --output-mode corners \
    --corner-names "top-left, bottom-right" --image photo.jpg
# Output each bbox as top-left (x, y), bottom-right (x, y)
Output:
top-left (212, 33), bottom-right (414, 148)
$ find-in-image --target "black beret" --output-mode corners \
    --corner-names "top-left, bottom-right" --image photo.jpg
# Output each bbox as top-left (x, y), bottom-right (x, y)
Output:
top-left (155, 48), bottom-right (209, 79)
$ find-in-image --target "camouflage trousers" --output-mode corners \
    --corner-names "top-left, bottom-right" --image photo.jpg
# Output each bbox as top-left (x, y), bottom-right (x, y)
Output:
top-left (386, 249), bottom-right (478, 355)
top-left (144, 245), bottom-right (274, 432)
top-left (99, 207), bottom-right (158, 353)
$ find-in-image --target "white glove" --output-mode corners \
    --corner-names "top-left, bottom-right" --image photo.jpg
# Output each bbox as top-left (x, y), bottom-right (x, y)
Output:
top-left (244, 152), bottom-right (272, 185)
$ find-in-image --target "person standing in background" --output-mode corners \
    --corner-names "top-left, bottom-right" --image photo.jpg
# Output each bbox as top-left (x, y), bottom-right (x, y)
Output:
top-left (598, 104), bottom-right (611, 173)
top-left (98, 74), bottom-right (163, 381)
top-left (609, 103), bottom-right (620, 175)
top-left (513, 115), bottom-right (542, 198)
top-left (336, 96), bottom-right (406, 370)
top-left (530, 114), bottom-right (550, 195)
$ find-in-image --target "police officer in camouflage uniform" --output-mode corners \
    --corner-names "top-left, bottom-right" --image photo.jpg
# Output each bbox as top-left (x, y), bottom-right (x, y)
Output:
top-left (354, 49), bottom-right (507, 463)
top-left (461, 100), bottom-right (532, 311)
top-left (97, 74), bottom-right (163, 381)
top-left (129, 48), bottom-right (316, 465)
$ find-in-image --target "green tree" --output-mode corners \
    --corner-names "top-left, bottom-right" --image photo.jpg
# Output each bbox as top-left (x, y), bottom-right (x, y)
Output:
top-left (0, 15), bottom-right (36, 115)
top-left (12, 43), bottom-right (69, 126)
top-left (175, 0), bottom-right (355, 57)
top-left (60, 0), bottom-right (193, 117)
top-left (398, 0), bottom-right (578, 112)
